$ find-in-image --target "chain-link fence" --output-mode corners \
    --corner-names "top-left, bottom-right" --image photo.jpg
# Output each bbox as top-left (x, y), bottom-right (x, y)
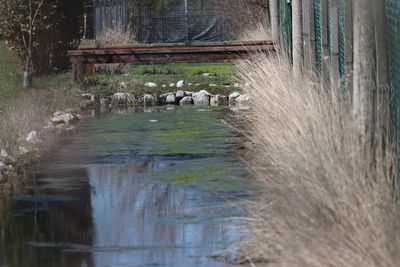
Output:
top-left (93, 0), bottom-right (239, 43)
top-left (93, 0), bottom-right (129, 39)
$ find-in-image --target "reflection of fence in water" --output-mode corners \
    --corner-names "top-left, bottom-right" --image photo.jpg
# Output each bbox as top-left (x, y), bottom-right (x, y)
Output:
top-left (93, 0), bottom-right (232, 43)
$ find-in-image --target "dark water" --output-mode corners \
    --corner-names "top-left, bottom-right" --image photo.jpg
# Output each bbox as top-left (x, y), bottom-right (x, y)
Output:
top-left (0, 106), bottom-right (249, 267)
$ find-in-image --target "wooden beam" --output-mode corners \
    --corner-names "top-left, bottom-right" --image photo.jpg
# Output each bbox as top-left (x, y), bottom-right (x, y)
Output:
top-left (68, 41), bottom-right (277, 83)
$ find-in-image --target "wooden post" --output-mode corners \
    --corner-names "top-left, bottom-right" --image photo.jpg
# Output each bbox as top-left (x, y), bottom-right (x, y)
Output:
top-left (353, 0), bottom-right (376, 122)
top-left (86, 64), bottom-right (95, 77)
top-left (73, 62), bottom-right (85, 84)
top-left (303, 0), bottom-right (316, 72)
top-left (270, 0), bottom-right (280, 42)
top-left (292, 0), bottom-right (303, 78)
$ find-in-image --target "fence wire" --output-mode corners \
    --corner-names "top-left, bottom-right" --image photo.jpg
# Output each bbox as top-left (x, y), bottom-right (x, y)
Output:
top-left (93, 0), bottom-right (234, 43)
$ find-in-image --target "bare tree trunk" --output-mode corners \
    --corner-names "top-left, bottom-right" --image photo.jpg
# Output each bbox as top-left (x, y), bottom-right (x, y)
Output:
top-left (292, 0), bottom-right (303, 78)
top-left (269, 0), bottom-right (279, 41)
top-left (23, 0), bottom-right (34, 89)
top-left (353, 0), bottom-right (376, 122)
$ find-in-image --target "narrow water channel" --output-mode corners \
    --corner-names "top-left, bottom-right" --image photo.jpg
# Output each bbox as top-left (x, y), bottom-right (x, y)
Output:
top-left (0, 106), bottom-right (249, 267)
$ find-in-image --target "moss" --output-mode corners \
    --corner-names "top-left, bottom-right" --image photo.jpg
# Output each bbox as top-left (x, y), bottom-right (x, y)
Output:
top-left (161, 172), bottom-right (201, 184)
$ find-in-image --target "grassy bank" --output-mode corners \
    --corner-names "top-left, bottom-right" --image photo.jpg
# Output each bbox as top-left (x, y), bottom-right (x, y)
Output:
top-left (0, 42), bottom-right (80, 160)
top-left (83, 62), bottom-right (239, 96)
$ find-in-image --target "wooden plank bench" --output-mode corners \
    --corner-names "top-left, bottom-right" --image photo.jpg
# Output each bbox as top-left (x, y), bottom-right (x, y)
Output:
top-left (67, 40), bottom-right (276, 83)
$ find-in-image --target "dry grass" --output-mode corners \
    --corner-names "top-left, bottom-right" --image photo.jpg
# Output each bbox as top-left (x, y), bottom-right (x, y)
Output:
top-left (0, 88), bottom-right (80, 158)
top-left (96, 23), bottom-right (136, 74)
top-left (237, 23), bottom-right (271, 41)
top-left (237, 53), bottom-right (400, 267)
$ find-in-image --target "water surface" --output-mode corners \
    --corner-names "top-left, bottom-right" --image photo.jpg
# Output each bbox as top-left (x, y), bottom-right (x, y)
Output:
top-left (0, 106), bottom-right (249, 267)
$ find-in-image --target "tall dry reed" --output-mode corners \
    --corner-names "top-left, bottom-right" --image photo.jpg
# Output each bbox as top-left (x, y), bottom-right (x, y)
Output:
top-left (96, 23), bottom-right (136, 74)
top-left (237, 53), bottom-right (400, 267)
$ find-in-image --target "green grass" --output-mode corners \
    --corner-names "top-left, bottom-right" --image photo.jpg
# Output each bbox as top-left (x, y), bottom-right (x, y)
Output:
top-left (0, 42), bottom-right (24, 110)
top-left (0, 41), bottom-right (76, 112)
top-left (84, 62), bottom-right (239, 96)
top-left (0, 41), bottom-right (79, 158)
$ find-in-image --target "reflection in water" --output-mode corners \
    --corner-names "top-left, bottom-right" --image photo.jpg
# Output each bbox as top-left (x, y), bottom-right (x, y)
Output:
top-left (0, 106), bottom-right (247, 267)
top-left (89, 162), bottom-right (239, 267)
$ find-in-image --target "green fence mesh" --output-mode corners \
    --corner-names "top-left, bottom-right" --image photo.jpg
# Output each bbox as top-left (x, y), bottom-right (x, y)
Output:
top-left (279, 0), bottom-right (292, 55)
top-left (313, 0), bottom-right (323, 74)
top-left (327, 0), bottom-right (332, 59)
top-left (337, 0), bottom-right (346, 88)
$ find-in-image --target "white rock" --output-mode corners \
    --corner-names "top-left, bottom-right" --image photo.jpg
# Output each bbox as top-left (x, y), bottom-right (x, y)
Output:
top-left (162, 84), bottom-right (167, 88)
top-left (209, 84), bottom-right (218, 87)
top-left (192, 91), bottom-right (210, 105)
top-left (19, 146), bottom-right (29, 155)
top-left (176, 90), bottom-right (186, 99)
top-left (188, 83), bottom-right (193, 86)
top-left (169, 83), bottom-right (175, 87)
top-left (90, 94), bottom-right (98, 102)
top-left (235, 94), bottom-right (250, 103)
top-left (111, 93), bottom-right (136, 105)
top-left (119, 81), bottom-right (128, 90)
top-left (180, 96), bottom-right (194, 105)
top-left (202, 73), bottom-right (212, 77)
top-left (166, 93), bottom-right (176, 104)
top-left (143, 94), bottom-right (156, 105)
top-left (0, 149), bottom-right (15, 164)
top-left (176, 80), bottom-right (186, 88)
top-left (185, 91), bottom-right (194, 96)
top-left (199, 89), bottom-right (211, 96)
top-left (145, 82), bottom-right (157, 88)
top-left (51, 113), bottom-right (75, 125)
top-left (0, 161), bottom-right (7, 174)
top-left (210, 95), bottom-right (228, 106)
top-left (233, 83), bottom-right (240, 88)
top-left (229, 92), bottom-right (242, 102)
top-left (26, 131), bottom-right (42, 145)
top-left (80, 93), bottom-right (92, 100)
top-left (53, 111), bottom-right (64, 117)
